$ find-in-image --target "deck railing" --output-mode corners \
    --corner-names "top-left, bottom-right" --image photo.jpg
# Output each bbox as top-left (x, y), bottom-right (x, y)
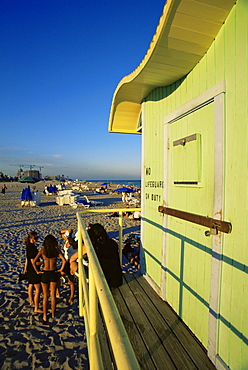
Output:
top-left (76, 208), bottom-right (141, 370)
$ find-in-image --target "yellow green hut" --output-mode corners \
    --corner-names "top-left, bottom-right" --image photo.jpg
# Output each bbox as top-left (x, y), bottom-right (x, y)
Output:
top-left (108, 0), bottom-right (247, 369)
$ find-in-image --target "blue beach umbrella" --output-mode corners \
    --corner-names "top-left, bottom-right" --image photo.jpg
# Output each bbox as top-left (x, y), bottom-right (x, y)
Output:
top-left (20, 186), bottom-right (33, 200)
top-left (114, 187), bottom-right (136, 193)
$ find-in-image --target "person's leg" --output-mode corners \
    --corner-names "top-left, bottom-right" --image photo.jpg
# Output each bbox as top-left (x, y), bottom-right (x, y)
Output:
top-left (34, 283), bottom-right (42, 313)
top-left (28, 284), bottom-right (34, 305)
top-left (56, 279), bottom-right (61, 298)
top-left (68, 275), bottom-right (75, 304)
top-left (70, 261), bottom-right (78, 275)
top-left (41, 282), bottom-right (49, 321)
top-left (50, 282), bottom-right (57, 318)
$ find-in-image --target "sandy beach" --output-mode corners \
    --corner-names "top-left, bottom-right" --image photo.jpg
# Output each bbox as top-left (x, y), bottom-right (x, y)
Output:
top-left (0, 181), bottom-right (140, 369)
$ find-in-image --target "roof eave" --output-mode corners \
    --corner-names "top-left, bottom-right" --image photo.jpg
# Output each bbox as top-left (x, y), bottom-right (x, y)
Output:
top-left (108, 0), bottom-right (236, 134)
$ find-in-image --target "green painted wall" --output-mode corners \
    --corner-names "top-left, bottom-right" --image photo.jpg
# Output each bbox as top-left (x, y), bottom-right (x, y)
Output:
top-left (142, 0), bottom-right (247, 368)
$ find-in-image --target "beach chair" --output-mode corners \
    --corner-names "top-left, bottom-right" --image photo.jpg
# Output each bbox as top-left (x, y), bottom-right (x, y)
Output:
top-left (56, 191), bottom-right (79, 206)
top-left (69, 196), bottom-right (83, 208)
top-left (72, 198), bottom-right (91, 209)
top-left (84, 195), bottom-right (104, 206)
top-left (71, 195), bottom-right (104, 209)
top-left (69, 195), bottom-right (92, 209)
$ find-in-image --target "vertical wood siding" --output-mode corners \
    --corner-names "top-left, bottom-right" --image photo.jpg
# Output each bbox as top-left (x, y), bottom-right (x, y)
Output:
top-left (142, 0), bottom-right (247, 368)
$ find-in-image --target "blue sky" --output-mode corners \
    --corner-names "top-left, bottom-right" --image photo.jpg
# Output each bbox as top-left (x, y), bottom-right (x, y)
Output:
top-left (1, 0), bottom-right (165, 180)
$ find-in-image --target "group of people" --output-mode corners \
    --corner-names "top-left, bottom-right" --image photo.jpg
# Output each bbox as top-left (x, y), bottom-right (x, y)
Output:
top-left (24, 231), bottom-right (69, 323)
top-left (96, 186), bottom-right (107, 194)
top-left (23, 223), bottom-right (123, 323)
top-left (110, 205), bottom-right (141, 220)
top-left (43, 184), bottom-right (58, 195)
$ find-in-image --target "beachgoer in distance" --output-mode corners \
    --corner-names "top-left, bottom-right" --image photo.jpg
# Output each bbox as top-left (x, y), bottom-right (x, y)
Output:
top-left (122, 236), bottom-right (140, 270)
top-left (133, 210), bottom-right (141, 220)
top-left (23, 231), bottom-right (43, 312)
top-left (122, 191), bottom-right (128, 202)
top-left (32, 235), bottom-right (66, 322)
top-left (109, 211), bottom-right (119, 217)
top-left (128, 210), bottom-right (141, 220)
top-left (123, 204), bottom-right (132, 218)
top-left (1, 184), bottom-right (7, 195)
top-left (59, 229), bottom-right (78, 304)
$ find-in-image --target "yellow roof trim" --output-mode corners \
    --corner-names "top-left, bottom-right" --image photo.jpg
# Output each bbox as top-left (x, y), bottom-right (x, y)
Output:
top-left (108, 0), bottom-right (236, 134)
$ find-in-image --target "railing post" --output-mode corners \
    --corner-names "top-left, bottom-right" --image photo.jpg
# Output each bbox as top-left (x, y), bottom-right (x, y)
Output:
top-left (119, 211), bottom-right (123, 262)
top-left (77, 218), bottom-right (84, 317)
top-left (89, 266), bottom-right (103, 369)
top-left (77, 209), bottom-right (141, 370)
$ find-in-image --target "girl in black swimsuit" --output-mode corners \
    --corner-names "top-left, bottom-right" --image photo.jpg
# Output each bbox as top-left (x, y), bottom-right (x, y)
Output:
top-left (23, 231), bottom-right (42, 312)
top-left (32, 235), bottom-right (66, 322)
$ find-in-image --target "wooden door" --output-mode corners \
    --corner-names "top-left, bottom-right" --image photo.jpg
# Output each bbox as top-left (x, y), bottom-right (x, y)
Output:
top-left (164, 102), bottom-right (215, 349)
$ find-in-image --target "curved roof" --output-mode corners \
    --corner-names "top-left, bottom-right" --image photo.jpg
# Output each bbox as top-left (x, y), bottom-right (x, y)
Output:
top-left (108, 0), bottom-right (236, 134)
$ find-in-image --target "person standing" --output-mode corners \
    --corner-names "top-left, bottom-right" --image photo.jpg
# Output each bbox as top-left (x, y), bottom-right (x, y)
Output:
top-left (23, 231), bottom-right (42, 313)
top-left (60, 229), bottom-right (78, 304)
top-left (87, 223), bottom-right (123, 289)
top-left (1, 184), bottom-right (7, 194)
top-left (69, 224), bottom-right (122, 290)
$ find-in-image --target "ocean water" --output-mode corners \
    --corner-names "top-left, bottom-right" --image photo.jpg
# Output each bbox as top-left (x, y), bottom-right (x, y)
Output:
top-left (88, 179), bottom-right (141, 188)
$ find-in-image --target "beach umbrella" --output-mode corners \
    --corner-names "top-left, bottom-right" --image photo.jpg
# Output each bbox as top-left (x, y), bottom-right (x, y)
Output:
top-left (114, 187), bottom-right (136, 193)
top-left (101, 182), bottom-right (108, 186)
top-left (20, 186), bottom-right (33, 200)
top-left (18, 176), bottom-right (39, 183)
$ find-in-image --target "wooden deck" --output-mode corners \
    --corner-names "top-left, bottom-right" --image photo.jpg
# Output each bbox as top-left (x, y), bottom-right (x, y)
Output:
top-left (101, 272), bottom-right (216, 370)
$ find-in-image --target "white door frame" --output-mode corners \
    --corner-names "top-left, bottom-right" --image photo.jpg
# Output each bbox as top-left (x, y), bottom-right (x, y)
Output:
top-left (162, 80), bottom-right (226, 367)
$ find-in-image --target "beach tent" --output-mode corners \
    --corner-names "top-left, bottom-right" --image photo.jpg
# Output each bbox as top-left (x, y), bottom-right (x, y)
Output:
top-left (18, 176), bottom-right (39, 183)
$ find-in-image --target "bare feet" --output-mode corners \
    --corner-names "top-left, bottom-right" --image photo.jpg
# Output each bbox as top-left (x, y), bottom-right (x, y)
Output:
top-left (67, 298), bottom-right (73, 305)
top-left (34, 309), bottom-right (43, 313)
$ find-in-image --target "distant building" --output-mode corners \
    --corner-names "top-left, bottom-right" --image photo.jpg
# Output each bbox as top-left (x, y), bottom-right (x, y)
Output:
top-left (25, 170), bottom-right (40, 179)
top-left (16, 169), bottom-right (40, 180)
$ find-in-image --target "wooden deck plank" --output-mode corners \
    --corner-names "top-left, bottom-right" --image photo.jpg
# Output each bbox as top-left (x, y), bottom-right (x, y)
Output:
top-left (123, 273), bottom-right (198, 370)
top-left (99, 270), bottom-right (216, 369)
top-left (112, 286), bottom-right (157, 370)
top-left (114, 280), bottom-right (176, 370)
top-left (129, 273), bottom-right (216, 370)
